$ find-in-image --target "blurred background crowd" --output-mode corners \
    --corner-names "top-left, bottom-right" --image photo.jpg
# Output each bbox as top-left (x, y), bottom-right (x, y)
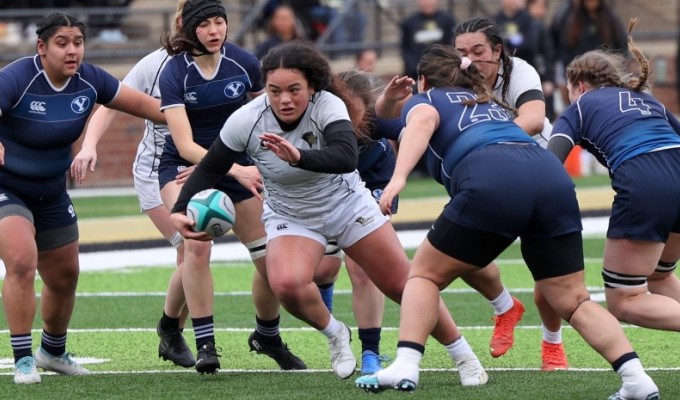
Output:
top-left (0, 0), bottom-right (676, 185)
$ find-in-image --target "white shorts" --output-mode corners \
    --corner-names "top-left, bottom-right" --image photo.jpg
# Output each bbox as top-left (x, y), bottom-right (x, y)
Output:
top-left (132, 130), bottom-right (165, 212)
top-left (263, 187), bottom-right (388, 249)
top-left (133, 173), bottom-right (163, 212)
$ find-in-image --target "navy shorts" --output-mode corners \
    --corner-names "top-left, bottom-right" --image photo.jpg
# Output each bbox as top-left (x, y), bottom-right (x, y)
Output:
top-left (429, 144), bottom-right (584, 280)
top-left (0, 169), bottom-right (78, 250)
top-left (443, 144), bottom-right (582, 238)
top-left (609, 149), bottom-right (680, 241)
top-left (158, 162), bottom-right (254, 204)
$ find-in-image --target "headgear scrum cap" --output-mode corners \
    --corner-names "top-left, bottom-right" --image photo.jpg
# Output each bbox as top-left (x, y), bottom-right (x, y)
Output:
top-left (182, 0), bottom-right (227, 54)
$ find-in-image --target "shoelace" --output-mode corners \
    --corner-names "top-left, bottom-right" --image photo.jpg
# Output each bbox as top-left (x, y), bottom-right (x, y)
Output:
top-left (16, 357), bottom-right (36, 372)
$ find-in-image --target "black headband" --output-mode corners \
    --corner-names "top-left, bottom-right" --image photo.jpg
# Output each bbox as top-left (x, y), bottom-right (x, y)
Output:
top-left (181, 0), bottom-right (227, 55)
top-left (182, 0), bottom-right (227, 34)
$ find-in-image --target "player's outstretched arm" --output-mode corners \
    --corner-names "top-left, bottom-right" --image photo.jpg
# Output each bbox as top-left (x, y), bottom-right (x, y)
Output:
top-left (70, 105), bottom-right (118, 183)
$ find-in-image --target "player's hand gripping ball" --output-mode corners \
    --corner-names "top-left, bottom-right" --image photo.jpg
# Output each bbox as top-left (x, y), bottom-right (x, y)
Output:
top-left (186, 189), bottom-right (236, 238)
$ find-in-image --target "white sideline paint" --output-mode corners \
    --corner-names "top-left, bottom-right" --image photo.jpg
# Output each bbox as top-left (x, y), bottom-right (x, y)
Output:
top-left (0, 217), bottom-right (609, 279)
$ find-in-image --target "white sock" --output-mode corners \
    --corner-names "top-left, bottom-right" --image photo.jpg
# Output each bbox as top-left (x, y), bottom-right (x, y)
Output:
top-left (445, 336), bottom-right (473, 361)
top-left (542, 325), bottom-right (562, 344)
top-left (394, 346), bottom-right (423, 367)
top-left (617, 358), bottom-right (658, 397)
top-left (490, 288), bottom-right (513, 315)
top-left (320, 315), bottom-right (341, 339)
top-left (617, 358), bottom-right (644, 381)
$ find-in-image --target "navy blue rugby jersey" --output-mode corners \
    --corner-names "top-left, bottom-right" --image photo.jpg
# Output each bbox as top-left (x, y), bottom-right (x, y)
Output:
top-left (159, 43), bottom-right (263, 161)
top-left (356, 116), bottom-right (401, 176)
top-left (0, 55), bottom-right (120, 179)
top-left (402, 87), bottom-right (534, 193)
top-left (552, 86), bottom-right (680, 172)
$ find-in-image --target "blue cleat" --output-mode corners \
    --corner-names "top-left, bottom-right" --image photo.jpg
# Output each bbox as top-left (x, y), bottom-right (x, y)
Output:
top-left (361, 350), bottom-right (390, 375)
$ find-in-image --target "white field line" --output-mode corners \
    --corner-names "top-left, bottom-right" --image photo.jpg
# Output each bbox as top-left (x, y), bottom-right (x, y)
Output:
top-left (0, 286), bottom-right (607, 299)
top-left (0, 218), bottom-right (610, 279)
top-left (2, 367), bottom-right (680, 377)
top-left (0, 324), bottom-right (636, 335)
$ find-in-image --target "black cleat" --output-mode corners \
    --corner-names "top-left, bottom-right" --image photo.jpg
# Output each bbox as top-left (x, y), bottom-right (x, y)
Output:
top-left (195, 341), bottom-right (220, 374)
top-left (248, 331), bottom-right (307, 370)
top-left (157, 321), bottom-right (196, 368)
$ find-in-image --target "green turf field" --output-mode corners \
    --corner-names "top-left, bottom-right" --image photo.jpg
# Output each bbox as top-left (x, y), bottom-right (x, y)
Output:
top-left (2, 236), bottom-right (678, 399)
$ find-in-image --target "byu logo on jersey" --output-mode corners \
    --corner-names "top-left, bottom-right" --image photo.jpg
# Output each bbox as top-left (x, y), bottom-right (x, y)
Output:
top-left (29, 101), bottom-right (46, 114)
top-left (71, 96), bottom-right (90, 114)
top-left (224, 81), bottom-right (245, 98)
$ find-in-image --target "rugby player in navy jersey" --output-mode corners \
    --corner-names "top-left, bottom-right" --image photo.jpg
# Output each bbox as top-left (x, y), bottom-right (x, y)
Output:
top-left (0, 12), bottom-right (166, 384)
top-left (549, 19), bottom-right (680, 346)
top-left (355, 44), bottom-right (659, 400)
top-left (71, 0), bottom-right (308, 373)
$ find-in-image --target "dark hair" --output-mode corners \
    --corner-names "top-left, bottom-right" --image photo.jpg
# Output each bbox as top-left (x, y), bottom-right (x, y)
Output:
top-left (417, 44), bottom-right (497, 106)
top-left (565, 0), bottom-right (624, 48)
top-left (35, 12), bottom-right (86, 43)
top-left (261, 41), bottom-right (366, 139)
top-left (566, 18), bottom-right (650, 92)
top-left (453, 17), bottom-right (513, 103)
top-left (162, 0), bottom-right (227, 56)
top-left (337, 71), bottom-right (385, 139)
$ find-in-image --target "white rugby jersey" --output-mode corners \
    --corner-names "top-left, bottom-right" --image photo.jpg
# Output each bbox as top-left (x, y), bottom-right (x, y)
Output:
top-left (123, 48), bottom-right (171, 179)
top-left (494, 56), bottom-right (553, 144)
top-left (219, 90), bottom-right (364, 219)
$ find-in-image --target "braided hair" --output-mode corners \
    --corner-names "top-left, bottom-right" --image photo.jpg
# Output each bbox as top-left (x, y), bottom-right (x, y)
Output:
top-left (453, 17), bottom-right (514, 104)
top-left (417, 44), bottom-right (514, 113)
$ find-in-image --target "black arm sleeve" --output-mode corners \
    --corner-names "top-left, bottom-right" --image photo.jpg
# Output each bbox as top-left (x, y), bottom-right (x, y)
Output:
top-left (295, 120), bottom-right (358, 173)
top-left (171, 139), bottom-right (240, 213)
top-left (546, 135), bottom-right (574, 164)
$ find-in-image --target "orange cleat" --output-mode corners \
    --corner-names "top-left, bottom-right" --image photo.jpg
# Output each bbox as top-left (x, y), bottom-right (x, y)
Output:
top-left (489, 296), bottom-right (525, 358)
top-left (541, 340), bottom-right (569, 371)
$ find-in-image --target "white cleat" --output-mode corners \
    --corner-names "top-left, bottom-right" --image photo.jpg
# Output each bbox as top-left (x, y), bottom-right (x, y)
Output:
top-left (35, 347), bottom-right (91, 376)
top-left (14, 356), bottom-right (41, 384)
top-left (455, 353), bottom-right (489, 386)
top-left (328, 323), bottom-right (357, 379)
top-left (355, 362), bottom-right (419, 393)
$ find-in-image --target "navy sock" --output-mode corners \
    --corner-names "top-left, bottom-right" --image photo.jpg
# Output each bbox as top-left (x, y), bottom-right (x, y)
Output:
top-left (11, 333), bottom-right (32, 363)
top-left (192, 316), bottom-right (215, 350)
top-left (359, 327), bottom-right (381, 354)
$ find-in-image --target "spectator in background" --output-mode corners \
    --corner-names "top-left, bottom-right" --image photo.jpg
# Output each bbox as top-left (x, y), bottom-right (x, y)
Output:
top-left (399, 0), bottom-right (456, 81)
top-left (495, 0), bottom-right (538, 66)
top-left (550, 0), bottom-right (627, 108)
top-left (355, 48), bottom-right (378, 73)
top-left (527, 0), bottom-right (556, 120)
top-left (255, 4), bottom-right (305, 59)
top-left (87, 0), bottom-right (134, 43)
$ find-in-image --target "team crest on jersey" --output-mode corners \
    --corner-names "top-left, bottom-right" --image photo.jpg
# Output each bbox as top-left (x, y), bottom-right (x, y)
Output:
top-left (71, 96), bottom-right (90, 114)
top-left (372, 188), bottom-right (383, 201)
top-left (224, 81), bottom-right (245, 98)
top-left (301, 132), bottom-right (317, 147)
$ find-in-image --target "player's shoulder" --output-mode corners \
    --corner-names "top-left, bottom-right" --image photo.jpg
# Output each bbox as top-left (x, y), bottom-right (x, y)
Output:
top-left (509, 57), bottom-right (539, 77)
top-left (135, 48), bottom-right (171, 70)
top-left (222, 42), bottom-right (258, 63)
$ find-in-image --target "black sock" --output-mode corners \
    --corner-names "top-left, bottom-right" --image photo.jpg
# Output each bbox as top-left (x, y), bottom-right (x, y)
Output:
top-left (40, 330), bottom-right (66, 356)
top-left (11, 334), bottom-right (32, 363)
top-left (255, 315), bottom-right (281, 344)
top-left (160, 312), bottom-right (180, 331)
top-left (192, 316), bottom-right (215, 349)
top-left (359, 327), bottom-right (381, 354)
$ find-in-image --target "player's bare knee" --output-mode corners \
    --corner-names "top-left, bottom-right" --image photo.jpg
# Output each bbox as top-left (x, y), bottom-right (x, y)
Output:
top-left (408, 274), bottom-right (447, 290)
top-left (566, 295), bottom-right (591, 324)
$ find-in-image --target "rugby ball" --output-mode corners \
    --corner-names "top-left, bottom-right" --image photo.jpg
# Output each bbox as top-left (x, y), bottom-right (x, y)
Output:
top-left (186, 189), bottom-right (236, 238)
